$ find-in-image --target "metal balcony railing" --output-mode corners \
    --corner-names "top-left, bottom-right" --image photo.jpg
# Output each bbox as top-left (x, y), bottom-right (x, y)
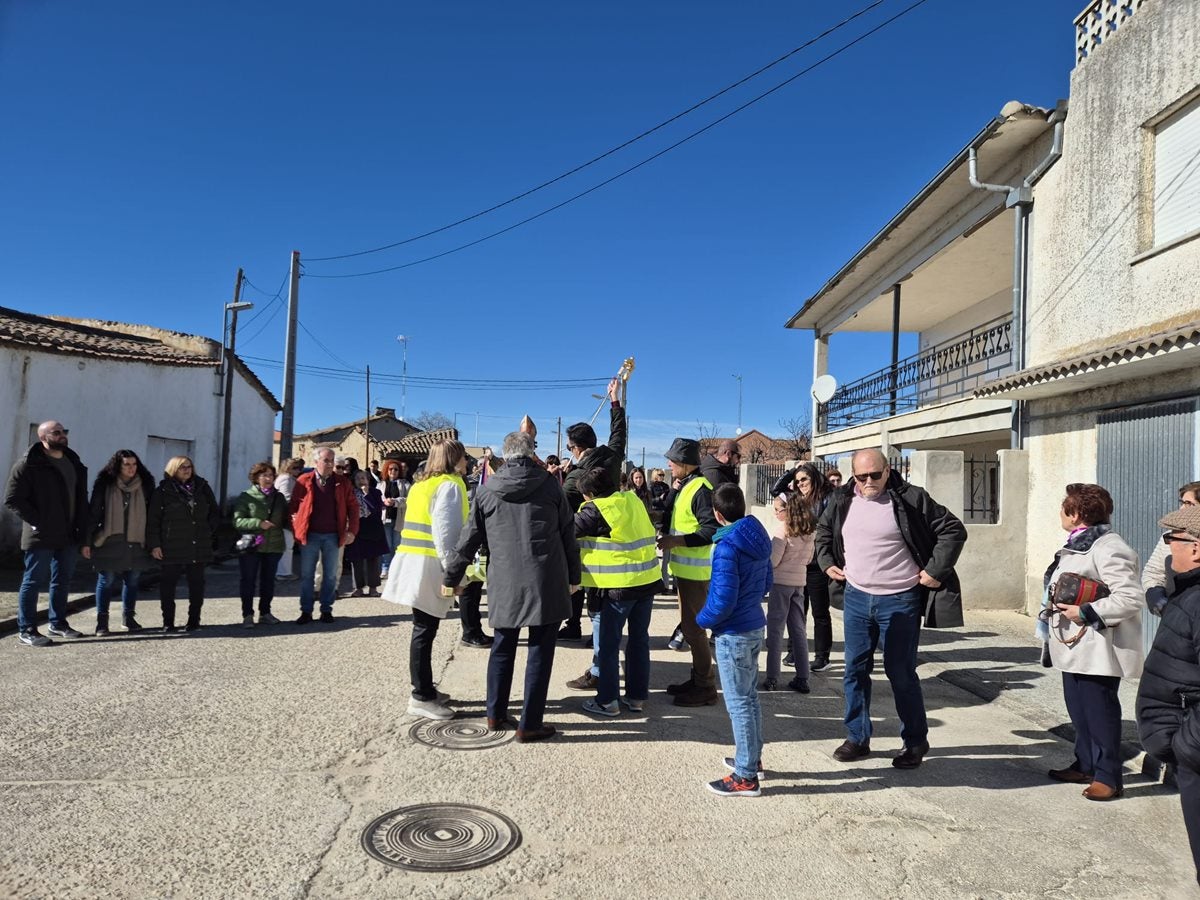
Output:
top-left (818, 315), bottom-right (1013, 433)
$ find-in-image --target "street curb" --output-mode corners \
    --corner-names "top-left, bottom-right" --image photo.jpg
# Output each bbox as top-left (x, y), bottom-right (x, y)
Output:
top-left (0, 592), bottom-right (96, 636)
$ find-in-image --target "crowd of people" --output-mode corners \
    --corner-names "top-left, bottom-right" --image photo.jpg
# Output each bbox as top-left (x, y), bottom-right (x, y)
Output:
top-left (9, 415), bottom-right (1200, 877)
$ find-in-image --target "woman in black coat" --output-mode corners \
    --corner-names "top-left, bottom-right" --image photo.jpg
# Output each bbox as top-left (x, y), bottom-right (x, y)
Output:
top-left (81, 450), bottom-right (156, 635)
top-left (146, 455), bottom-right (219, 633)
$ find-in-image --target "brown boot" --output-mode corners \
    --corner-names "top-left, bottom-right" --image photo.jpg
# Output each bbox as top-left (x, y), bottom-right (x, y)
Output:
top-left (673, 684), bottom-right (718, 707)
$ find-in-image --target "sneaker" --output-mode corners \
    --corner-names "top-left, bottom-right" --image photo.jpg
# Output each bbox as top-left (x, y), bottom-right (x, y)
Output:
top-left (461, 631), bottom-right (494, 648)
top-left (620, 697), bottom-right (645, 713)
top-left (566, 670), bottom-right (598, 691)
top-left (407, 697), bottom-right (454, 720)
top-left (723, 756), bottom-right (765, 779)
top-left (47, 624), bottom-right (82, 639)
top-left (760, 677), bottom-right (780, 691)
top-left (787, 676), bottom-right (811, 694)
top-left (258, 612), bottom-right (281, 625)
top-left (668, 636), bottom-right (690, 652)
top-left (783, 650), bottom-right (795, 667)
top-left (319, 610), bottom-right (335, 623)
top-left (582, 698), bottom-right (620, 717)
top-left (161, 625), bottom-right (178, 635)
top-left (18, 630), bottom-right (51, 647)
top-left (706, 773), bottom-right (761, 797)
top-left (811, 656), bottom-right (832, 673)
top-left (295, 612), bottom-right (313, 625)
top-left (242, 615), bottom-right (256, 629)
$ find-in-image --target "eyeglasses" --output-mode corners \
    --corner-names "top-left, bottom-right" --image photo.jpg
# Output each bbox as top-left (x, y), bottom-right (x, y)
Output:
top-left (1163, 533), bottom-right (1200, 545)
top-left (335, 465), bottom-right (348, 470)
top-left (853, 471), bottom-right (885, 483)
top-left (178, 464), bottom-right (193, 470)
top-left (795, 476), bottom-right (811, 484)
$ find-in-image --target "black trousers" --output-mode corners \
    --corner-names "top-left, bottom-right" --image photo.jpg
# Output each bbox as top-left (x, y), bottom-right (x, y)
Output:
top-left (459, 580), bottom-right (484, 635)
top-left (1176, 764), bottom-right (1200, 886)
top-left (410, 608), bottom-right (441, 701)
top-left (160, 562), bottom-right (205, 627)
top-left (351, 556), bottom-right (382, 591)
top-left (566, 588), bottom-right (585, 629)
top-left (238, 552), bottom-right (281, 616)
top-left (487, 622), bottom-right (559, 730)
top-left (805, 562), bottom-right (833, 658)
top-left (1062, 671), bottom-right (1124, 788)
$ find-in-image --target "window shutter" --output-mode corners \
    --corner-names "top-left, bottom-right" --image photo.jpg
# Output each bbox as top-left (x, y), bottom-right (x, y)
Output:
top-left (1155, 95), bottom-right (1200, 246)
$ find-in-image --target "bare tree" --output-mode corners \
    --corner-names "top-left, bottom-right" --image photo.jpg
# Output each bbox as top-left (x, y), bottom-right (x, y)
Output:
top-left (778, 415), bottom-right (812, 460)
top-left (412, 410), bottom-right (454, 432)
top-left (696, 420), bottom-right (722, 441)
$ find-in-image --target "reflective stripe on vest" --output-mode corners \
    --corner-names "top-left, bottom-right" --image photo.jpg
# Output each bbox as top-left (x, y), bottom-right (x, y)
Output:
top-left (395, 474), bottom-right (468, 559)
top-left (667, 474), bottom-right (713, 581)
top-left (579, 492), bottom-right (662, 589)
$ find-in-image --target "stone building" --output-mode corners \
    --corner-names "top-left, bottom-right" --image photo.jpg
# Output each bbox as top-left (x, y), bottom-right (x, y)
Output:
top-left (278, 407), bottom-right (419, 468)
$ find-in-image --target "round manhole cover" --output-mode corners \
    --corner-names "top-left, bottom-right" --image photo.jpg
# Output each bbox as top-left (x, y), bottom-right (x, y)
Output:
top-left (408, 717), bottom-right (515, 751)
top-left (362, 804), bottom-right (522, 872)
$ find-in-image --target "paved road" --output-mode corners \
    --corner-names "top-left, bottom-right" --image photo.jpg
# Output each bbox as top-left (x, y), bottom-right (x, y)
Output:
top-left (0, 570), bottom-right (1194, 898)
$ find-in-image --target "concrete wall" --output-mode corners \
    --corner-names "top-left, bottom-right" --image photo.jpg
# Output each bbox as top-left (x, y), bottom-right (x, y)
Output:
top-left (813, 394), bottom-right (1011, 458)
top-left (1027, 0), bottom-right (1200, 369)
top-left (0, 350), bottom-right (276, 550)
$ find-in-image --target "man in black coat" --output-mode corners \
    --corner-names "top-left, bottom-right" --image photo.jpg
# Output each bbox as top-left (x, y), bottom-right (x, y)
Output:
top-left (699, 439), bottom-right (740, 489)
top-left (1137, 506), bottom-right (1200, 885)
top-left (4, 420), bottom-right (90, 645)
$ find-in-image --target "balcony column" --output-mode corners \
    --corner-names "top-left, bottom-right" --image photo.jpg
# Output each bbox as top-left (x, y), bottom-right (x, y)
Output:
top-left (812, 331), bottom-right (829, 436)
top-left (888, 283), bottom-right (901, 416)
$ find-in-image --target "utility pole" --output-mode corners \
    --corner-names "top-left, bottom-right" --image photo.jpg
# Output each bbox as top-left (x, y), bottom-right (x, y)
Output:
top-left (732, 373), bottom-right (743, 435)
top-left (219, 269), bottom-right (252, 506)
top-left (556, 416), bottom-right (562, 459)
top-left (396, 334), bottom-right (409, 421)
top-left (365, 365), bottom-right (371, 467)
top-left (279, 250), bottom-right (301, 460)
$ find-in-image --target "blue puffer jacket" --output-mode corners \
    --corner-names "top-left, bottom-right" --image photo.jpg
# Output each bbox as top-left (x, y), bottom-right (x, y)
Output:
top-left (697, 515), bottom-right (772, 636)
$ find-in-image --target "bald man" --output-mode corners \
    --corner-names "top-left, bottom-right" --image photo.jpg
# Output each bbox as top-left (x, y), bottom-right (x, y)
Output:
top-left (4, 420), bottom-right (91, 646)
top-left (814, 448), bottom-right (966, 769)
top-left (699, 439), bottom-right (741, 490)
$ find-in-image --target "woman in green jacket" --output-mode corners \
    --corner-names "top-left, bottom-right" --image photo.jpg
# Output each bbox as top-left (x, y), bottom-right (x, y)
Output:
top-left (232, 461), bottom-right (290, 627)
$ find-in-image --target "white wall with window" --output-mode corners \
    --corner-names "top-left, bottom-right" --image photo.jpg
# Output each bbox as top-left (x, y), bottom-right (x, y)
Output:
top-left (1154, 92), bottom-right (1200, 248)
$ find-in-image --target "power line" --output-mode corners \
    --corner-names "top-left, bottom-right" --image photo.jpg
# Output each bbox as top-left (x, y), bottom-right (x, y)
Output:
top-left (296, 318), bottom-right (355, 370)
top-left (245, 358), bottom-right (604, 392)
top-left (304, 0), bottom-right (888, 263)
top-left (303, 0), bottom-right (933, 280)
top-left (240, 353), bottom-right (607, 387)
top-left (239, 296), bottom-right (284, 345)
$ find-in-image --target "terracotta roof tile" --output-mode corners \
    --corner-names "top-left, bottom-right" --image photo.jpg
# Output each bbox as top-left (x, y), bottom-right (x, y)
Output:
top-left (376, 427), bottom-right (459, 455)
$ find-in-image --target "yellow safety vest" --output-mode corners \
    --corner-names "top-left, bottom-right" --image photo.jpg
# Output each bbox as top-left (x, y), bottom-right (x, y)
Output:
top-left (667, 474), bottom-right (713, 581)
top-left (395, 474), bottom-right (468, 559)
top-left (578, 492), bottom-right (661, 589)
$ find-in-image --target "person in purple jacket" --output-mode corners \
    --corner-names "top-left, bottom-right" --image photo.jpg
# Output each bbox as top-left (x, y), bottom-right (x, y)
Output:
top-left (697, 483), bottom-right (772, 797)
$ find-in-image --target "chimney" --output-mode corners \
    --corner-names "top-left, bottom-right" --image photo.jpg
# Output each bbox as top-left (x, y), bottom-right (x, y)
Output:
top-left (374, 407), bottom-right (396, 418)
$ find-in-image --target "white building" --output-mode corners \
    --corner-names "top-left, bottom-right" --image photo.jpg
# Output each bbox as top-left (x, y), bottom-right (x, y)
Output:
top-left (0, 306), bottom-right (281, 552)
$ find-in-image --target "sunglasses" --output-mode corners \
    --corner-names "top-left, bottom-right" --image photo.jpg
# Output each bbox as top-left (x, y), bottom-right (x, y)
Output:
top-left (1163, 533), bottom-right (1200, 545)
top-left (48, 428), bottom-right (69, 436)
top-left (853, 471), bottom-right (885, 483)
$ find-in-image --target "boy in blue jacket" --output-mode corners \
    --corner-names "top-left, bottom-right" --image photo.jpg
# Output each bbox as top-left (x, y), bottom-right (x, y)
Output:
top-left (697, 483), bottom-right (772, 796)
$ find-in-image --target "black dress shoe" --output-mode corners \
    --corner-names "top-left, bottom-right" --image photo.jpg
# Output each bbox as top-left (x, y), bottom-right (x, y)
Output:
top-left (1048, 766), bottom-right (1092, 784)
top-left (487, 716), bottom-right (517, 731)
top-left (319, 610), bottom-right (335, 623)
top-left (892, 741), bottom-right (930, 769)
top-left (557, 624), bottom-right (582, 641)
top-left (515, 724), bottom-right (556, 743)
top-left (833, 739), bottom-right (871, 762)
top-left (461, 632), bottom-right (494, 647)
top-left (295, 612), bottom-right (313, 625)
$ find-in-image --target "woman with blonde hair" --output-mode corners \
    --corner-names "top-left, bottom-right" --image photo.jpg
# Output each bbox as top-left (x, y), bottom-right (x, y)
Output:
top-left (147, 456), bottom-right (218, 633)
top-left (381, 439), bottom-right (470, 720)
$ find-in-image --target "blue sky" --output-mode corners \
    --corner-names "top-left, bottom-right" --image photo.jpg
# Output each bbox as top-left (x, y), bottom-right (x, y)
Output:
top-left (0, 0), bottom-right (1079, 463)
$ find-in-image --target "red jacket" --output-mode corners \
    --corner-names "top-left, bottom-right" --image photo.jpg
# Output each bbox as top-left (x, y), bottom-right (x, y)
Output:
top-left (290, 471), bottom-right (360, 546)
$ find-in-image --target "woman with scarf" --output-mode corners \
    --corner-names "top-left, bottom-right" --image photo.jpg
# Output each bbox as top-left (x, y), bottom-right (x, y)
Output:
top-left (378, 458), bottom-right (410, 577)
top-left (344, 469), bottom-right (389, 597)
top-left (1040, 482), bottom-right (1143, 801)
top-left (147, 456), bottom-right (219, 633)
top-left (232, 461), bottom-right (290, 627)
top-left (81, 450), bottom-right (156, 635)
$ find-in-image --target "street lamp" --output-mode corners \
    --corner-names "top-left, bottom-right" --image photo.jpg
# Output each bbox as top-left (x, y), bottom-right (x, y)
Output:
top-left (219, 298), bottom-right (254, 503)
top-left (396, 335), bottom-right (410, 421)
top-left (732, 373), bottom-right (743, 435)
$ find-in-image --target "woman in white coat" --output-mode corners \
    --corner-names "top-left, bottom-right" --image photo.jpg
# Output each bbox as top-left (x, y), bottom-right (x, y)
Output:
top-left (381, 439), bottom-right (469, 720)
top-left (1042, 482), bottom-right (1143, 801)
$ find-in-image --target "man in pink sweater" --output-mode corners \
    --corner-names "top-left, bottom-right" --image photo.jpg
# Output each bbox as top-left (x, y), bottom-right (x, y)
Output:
top-left (814, 448), bottom-right (966, 770)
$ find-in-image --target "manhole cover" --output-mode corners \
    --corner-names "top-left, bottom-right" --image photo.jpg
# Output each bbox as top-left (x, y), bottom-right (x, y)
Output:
top-left (361, 803), bottom-right (521, 871)
top-left (408, 717), bottom-right (515, 751)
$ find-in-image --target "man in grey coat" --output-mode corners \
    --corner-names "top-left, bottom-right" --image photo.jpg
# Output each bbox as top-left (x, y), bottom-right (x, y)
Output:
top-left (445, 431), bottom-right (581, 743)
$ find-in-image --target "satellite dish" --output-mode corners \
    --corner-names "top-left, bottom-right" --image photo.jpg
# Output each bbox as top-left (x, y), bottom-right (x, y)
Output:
top-left (812, 374), bottom-right (838, 404)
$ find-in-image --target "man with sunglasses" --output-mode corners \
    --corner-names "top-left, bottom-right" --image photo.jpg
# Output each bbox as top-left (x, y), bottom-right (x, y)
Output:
top-left (1142, 481), bottom-right (1200, 615)
top-left (814, 448), bottom-right (966, 769)
top-left (5, 420), bottom-right (91, 646)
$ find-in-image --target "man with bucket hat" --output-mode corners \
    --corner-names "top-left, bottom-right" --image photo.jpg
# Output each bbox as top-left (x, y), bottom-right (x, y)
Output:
top-left (658, 437), bottom-right (719, 706)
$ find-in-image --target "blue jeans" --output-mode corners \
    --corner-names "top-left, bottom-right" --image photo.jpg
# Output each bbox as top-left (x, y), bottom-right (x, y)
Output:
top-left (18, 546), bottom-right (77, 632)
top-left (588, 611), bottom-right (602, 677)
top-left (715, 629), bottom-right (764, 781)
top-left (381, 521), bottom-right (397, 572)
top-left (96, 569), bottom-right (141, 618)
top-left (842, 583), bottom-right (927, 747)
top-left (298, 532), bottom-right (340, 613)
top-left (596, 589), bottom-right (654, 704)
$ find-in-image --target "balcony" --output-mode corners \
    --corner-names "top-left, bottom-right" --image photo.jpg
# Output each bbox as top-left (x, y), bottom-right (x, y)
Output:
top-left (1075, 0), bottom-right (1150, 65)
top-left (818, 315), bottom-right (1013, 433)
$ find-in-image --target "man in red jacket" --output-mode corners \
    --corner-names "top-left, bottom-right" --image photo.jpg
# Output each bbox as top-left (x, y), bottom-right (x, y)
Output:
top-left (290, 448), bottom-right (358, 624)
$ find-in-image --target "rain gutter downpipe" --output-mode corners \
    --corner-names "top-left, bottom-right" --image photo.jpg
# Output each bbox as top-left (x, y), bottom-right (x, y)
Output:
top-left (967, 104), bottom-right (1066, 449)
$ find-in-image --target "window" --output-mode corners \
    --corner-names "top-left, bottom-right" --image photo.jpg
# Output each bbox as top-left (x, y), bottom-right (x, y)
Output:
top-left (1154, 94), bottom-right (1200, 247)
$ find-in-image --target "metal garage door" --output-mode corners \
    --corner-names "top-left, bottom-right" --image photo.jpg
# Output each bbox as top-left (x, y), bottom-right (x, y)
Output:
top-left (1097, 398), bottom-right (1199, 656)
